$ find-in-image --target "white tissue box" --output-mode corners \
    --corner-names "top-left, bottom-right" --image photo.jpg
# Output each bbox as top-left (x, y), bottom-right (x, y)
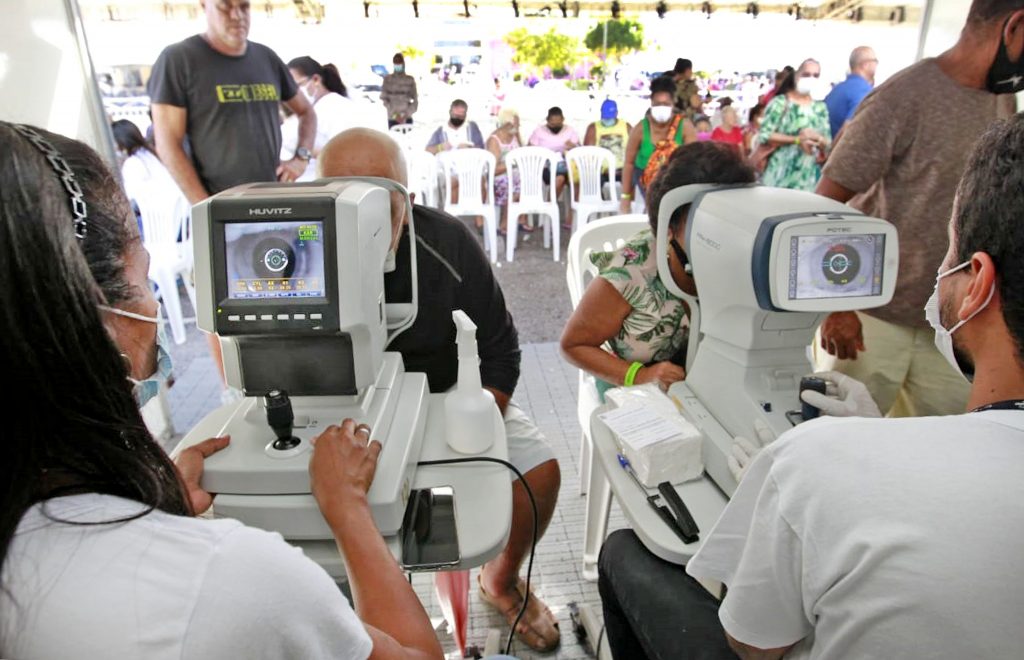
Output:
top-left (600, 384), bottom-right (705, 487)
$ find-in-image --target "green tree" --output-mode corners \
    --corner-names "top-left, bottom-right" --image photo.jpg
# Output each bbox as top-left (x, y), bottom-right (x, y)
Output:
top-left (584, 19), bottom-right (644, 61)
top-left (505, 28), bottom-right (580, 75)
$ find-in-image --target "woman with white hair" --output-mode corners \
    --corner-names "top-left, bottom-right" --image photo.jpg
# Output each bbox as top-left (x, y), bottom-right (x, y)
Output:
top-left (486, 107), bottom-right (525, 235)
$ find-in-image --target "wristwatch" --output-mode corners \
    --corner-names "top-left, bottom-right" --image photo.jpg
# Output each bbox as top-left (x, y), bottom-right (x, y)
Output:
top-left (295, 147), bottom-right (312, 162)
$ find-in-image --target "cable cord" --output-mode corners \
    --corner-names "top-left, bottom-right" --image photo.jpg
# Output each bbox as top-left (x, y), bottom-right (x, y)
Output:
top-left (416, 457), bottom-right (539, 656)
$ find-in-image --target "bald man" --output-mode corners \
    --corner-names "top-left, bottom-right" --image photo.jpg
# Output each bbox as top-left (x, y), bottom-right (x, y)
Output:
top-left (319, 129), bottom-right (562, 653)
top-left (824, 46), bottom-right (878, 139)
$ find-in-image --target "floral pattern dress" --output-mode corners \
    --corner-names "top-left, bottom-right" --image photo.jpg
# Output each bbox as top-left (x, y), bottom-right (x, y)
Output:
top-left (758, 95), bottom-right (832, 192)
top-left (590, 228), bottom-right (690, 396)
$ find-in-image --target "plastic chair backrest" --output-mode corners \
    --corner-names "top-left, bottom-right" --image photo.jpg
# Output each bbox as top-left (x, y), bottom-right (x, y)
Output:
top-left (407, 150), bottom-right (440, 207)
top-left (136, 182), bottom-right (188, 247)
top-left (438, 148), bottom-right (495, 210)
top-left (566, 146), bottom-right (617, 204)
top-left (566, 213), bottom-right (648, 308)
top-left (504, 146), bottom-right (558, 205)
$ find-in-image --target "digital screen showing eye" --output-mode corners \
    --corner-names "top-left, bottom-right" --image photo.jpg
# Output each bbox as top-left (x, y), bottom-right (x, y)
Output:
top-left (224, 221), bottom-right (325, 300)
top-left (788, 234), bottom-right (885, 300)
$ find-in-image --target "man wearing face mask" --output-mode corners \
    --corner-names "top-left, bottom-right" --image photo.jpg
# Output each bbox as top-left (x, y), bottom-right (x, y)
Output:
top-left (319, 129), bottom-right (563, 653)
top-left (528, 107), bottom-right (580, 203)
top-left (599, 114), bottom-right (1024, 660)
top-left (816, 0), bottom-right (1020, 419)
top-left (381, 52), bottom-right (419, 128)
top-left (425, 99), bottom-right (485, 155)
top-left (584, 99), bottom-right (632, 178)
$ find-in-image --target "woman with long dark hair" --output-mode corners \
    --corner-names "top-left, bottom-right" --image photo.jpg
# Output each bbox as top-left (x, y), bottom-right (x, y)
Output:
top-left (0, 122), bottom-right (441, 659)
top-left (111, 118), bottom-right (187, 225)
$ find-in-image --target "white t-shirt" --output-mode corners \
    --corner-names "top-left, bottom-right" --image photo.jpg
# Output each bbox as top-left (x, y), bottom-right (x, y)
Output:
top-left (687, 411), bottom-right (1024, 659)
top-left (285, 93), bottom-right (387, 182)
top-left (0, 494), bottom-right (373, 660)
top-left (121, 149), bottom-right (187, 209)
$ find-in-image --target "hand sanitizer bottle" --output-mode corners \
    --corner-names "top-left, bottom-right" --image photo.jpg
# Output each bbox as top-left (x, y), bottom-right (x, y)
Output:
top-left (445, 310), bottom-right (495, 453)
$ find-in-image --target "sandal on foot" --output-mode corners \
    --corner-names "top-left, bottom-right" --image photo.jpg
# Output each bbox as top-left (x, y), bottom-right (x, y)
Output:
top-left (478, 574), bottom-right (560, 653)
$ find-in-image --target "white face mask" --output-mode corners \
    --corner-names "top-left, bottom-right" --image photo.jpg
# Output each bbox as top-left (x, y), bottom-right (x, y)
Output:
top-left (650, 105), bottom-right (673, 124)
top-left (924, 260), bottom-right (995, 382)
top-left (100, 304), bottom-right (174, 407)
top-left (796, 76), bottom-right (817, 97)
top-left (300, 82), bottom-right (316, 105)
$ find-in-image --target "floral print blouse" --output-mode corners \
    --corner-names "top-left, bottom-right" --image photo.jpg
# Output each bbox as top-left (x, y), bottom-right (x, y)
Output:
top-left (591, 228), bottom-right (690, 366)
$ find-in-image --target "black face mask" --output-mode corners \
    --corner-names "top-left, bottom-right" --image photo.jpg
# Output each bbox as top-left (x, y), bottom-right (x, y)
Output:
top-left (548, 124), bottom-right (563, 134)
top-left (986, 17), bottom-right (1024, 94)
top-left (449, 116), bottom-right (466, 128)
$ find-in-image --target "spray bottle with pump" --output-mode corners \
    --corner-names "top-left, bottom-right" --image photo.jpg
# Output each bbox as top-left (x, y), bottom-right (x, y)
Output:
top-left (445, 310), bottom-right (495, 454)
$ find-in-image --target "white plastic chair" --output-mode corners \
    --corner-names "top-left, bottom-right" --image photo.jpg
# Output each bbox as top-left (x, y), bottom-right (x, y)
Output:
top-left (566, 146), bottom-right (621, 234)
top-left (566, 214), bottom-right (648, 581)
top-left (407, 150), bottom-right (441, 208)
top-left (136, 185), bottom-right (193, 344)
top-left (504, 146), bottom-right (561, 262)
top-left (437, 148), bottom-right (498, 263)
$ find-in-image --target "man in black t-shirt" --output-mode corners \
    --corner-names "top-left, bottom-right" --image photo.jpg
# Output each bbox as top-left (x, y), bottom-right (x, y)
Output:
top-left (320, 129), bottom-right (563, 653)
top-left (148, 0), bottom-right (316, 393)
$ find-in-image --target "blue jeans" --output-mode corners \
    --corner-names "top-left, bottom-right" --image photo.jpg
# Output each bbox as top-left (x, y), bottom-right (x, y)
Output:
top-left (598, 530), bottom-right (738, 660)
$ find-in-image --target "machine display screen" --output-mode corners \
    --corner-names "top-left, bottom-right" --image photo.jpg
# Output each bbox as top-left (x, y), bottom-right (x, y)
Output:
top-left (788, 234), bottom-right (885, 300)
top-left (224, 220), bottom-right (326, 300)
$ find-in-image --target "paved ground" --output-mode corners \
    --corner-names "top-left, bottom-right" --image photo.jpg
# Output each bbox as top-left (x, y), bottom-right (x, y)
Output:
top-left (159, 216), bottom-right (624, 658)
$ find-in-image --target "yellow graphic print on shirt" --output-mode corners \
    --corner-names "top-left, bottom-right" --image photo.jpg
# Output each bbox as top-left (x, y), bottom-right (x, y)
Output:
top-left (216, 83), bottom-right (280, 103)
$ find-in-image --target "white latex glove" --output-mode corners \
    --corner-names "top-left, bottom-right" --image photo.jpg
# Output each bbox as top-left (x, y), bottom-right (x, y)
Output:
top-left (799, 370), bottom-right (882, 418)
top-left (727, 419), bottom-right (775, 483)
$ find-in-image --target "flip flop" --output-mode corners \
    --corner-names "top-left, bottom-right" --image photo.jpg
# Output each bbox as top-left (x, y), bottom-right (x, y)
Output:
top-left (478, 574), bottom-right (560, 653)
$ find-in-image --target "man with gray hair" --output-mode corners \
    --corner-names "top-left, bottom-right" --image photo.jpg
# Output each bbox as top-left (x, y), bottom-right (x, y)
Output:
top-left (823, 46), bottom-right (878, 138)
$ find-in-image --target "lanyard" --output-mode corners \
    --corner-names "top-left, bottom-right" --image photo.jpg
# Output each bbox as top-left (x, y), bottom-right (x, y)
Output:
top-left (971, 399), bottom-right (1024, 413)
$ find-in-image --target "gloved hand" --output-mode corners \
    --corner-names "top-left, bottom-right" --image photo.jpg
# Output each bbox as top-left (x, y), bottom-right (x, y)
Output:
top-left (799, 370), bottom-right (882, 418)
top-left (727, 419), bottom-right (775, 483)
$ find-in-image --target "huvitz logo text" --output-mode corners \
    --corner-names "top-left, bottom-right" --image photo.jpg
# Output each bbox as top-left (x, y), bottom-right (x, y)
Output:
top-left (250, 207), bottom-right (293, 216)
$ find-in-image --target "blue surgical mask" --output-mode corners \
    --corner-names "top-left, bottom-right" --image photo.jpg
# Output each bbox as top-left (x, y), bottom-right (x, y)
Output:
top-left (394, 64), bottom-right (405, 74)
top-left (100, 304), bottom-right (174, 408)
top-left (601, 118), bottom-right (617, 127)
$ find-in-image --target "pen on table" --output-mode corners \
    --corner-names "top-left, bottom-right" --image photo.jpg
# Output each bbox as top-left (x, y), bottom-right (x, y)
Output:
top-left (617, 454), bottom-right (647, 491)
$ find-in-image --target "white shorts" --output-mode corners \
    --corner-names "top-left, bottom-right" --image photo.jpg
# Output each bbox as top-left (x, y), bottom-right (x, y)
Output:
top-left (503, 399), bottom-right (555, 478)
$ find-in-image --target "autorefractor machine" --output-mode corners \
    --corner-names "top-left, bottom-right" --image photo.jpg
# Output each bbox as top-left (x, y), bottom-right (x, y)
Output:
top-left (189, 179), bottom-right (501, 575)
top-left (654, 184), bottom-right (899, 497)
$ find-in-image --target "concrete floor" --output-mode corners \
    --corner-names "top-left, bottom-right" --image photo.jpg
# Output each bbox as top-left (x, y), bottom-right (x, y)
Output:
top-left (160, 219), bottom-right (628, 658)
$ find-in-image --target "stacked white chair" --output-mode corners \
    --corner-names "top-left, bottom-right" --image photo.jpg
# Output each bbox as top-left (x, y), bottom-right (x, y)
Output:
top-left (136, 184), bottom-right (194, 344)
top-left (565, 214), bottom-right (649, 581)
top-left (566, 146), bottom-right (621, 234)
top-left (504, 146), bottom-right (561, 262)
top-left (437, 148), bottom-right (498, 263)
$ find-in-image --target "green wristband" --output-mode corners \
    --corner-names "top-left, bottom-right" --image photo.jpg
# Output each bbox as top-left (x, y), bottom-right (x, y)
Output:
top-left (624, 361), bottom-right (643, 387)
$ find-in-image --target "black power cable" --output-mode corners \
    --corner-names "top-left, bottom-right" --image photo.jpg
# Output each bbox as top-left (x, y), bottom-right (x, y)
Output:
top-left (417, 457), bottom-right (539, 657)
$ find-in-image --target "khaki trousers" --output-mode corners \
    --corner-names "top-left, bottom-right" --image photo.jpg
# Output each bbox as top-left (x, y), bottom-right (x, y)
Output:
top-left (814, 312), bottom-right (970, 417)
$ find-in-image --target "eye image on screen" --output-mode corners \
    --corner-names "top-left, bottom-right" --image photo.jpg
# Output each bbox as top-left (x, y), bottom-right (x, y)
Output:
top-left (224, 221), bottom-right (326, 300)
top-left (788, 234), bottom-right (885, 300)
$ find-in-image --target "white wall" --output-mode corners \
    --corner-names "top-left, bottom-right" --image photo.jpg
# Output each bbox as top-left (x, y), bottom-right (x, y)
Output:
top-left (0, 0), bottom-right (116, 163)
top-left (917, 0), bottom-right (971, 59)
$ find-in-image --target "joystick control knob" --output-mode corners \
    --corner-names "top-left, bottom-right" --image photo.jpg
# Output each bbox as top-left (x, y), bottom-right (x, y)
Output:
top-left (266, 389), bottom-right (300, 451)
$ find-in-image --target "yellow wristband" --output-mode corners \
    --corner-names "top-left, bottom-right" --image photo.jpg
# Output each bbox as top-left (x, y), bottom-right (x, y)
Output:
top-left (621, 193), bottom-right (633, 200)
top-left (624, 361), bottom-right (643, 387)
top-left (794, 136), bottom-right (801, 145)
